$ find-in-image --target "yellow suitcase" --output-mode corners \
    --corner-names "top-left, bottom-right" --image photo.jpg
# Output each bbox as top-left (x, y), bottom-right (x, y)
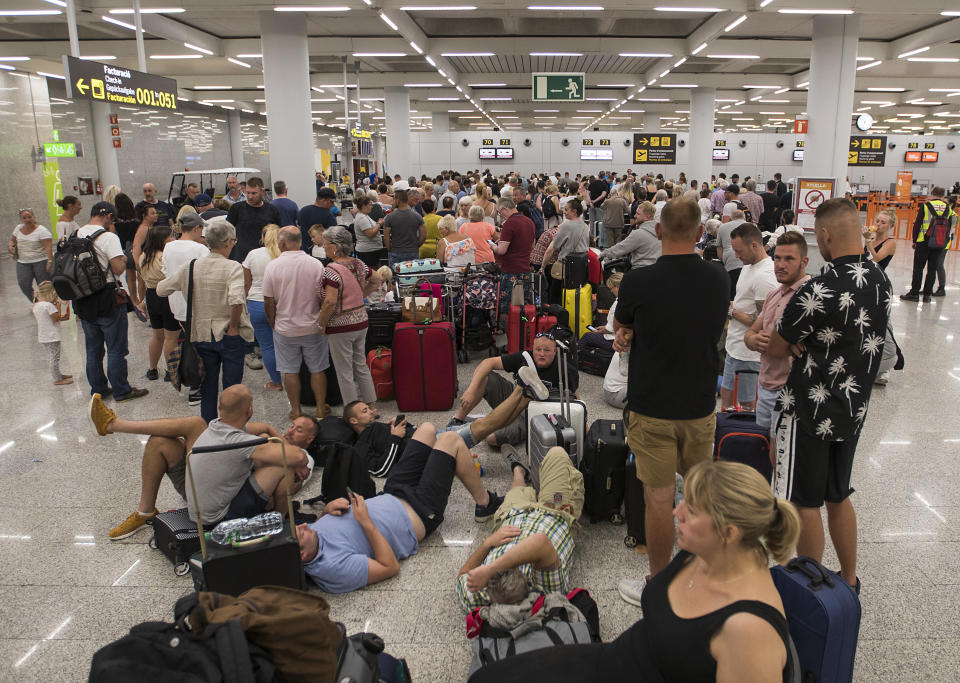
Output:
top-left (562, 283), bottom-right (592, 339)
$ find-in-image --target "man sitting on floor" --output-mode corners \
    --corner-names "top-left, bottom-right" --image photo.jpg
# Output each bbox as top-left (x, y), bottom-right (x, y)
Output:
top-left (296, 368), bottom-right (551, 594)
top-left (456, 447), bottom-right (584, 610)
top-left (90, 385), bottom-right (314, 538)
top-left (447, 333), bottom-right (578, 447)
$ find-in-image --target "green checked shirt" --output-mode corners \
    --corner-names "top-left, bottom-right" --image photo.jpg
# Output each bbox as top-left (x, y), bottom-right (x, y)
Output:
top-left (457, 506), bottom-right (574, 611)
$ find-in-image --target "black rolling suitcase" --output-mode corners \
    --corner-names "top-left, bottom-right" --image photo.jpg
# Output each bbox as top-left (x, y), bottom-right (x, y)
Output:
top-left (623, 452), bottom-right (646, 548)
top-left (148, 507), bottom-right (200, 577)
top-left (581, 419), bottom-right (627, 524)
top-left (365, 301), bottom-right (403, 352)
top-left (578, 346), bottom-right (614, 377)
top-left (186, 436), bottom-right (306, 596)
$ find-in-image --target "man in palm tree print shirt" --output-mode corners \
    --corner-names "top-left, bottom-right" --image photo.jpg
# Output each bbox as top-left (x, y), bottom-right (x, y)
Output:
top-left (767, 198), bottom-right (890, 593)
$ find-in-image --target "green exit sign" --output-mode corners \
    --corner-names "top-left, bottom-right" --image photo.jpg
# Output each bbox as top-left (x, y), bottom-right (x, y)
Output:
top-left (532, 72), bottom-right (585, 102)
top-left (44, 142), bottom-right (76, 157)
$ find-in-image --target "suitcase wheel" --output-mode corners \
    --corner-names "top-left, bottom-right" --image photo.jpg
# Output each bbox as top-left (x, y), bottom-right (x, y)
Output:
top-left (458, 348), bottom-right (468, 364)
top-left (609, 512), bottom-right (625, 526)
top-left (148, 537), bottom-right (157, 550)
top-left (624, 535), bottom-right (638, 549)
top-left (174, 562), bottom-right (190, 577)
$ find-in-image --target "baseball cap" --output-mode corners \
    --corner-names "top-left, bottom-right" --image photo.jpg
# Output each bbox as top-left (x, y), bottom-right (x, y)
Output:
top-left (90, 201), bottom-right (115, 217)
top-left (726, 184), bottom-right (741, 195)
top-left (180, 213), bottom-right (207, 230)
top-left (393, 180), bottom-right (410, 191)
top-left (317, 187), bottom-right (336, 200)
top-left (195, 193), bottom-right (212, 206)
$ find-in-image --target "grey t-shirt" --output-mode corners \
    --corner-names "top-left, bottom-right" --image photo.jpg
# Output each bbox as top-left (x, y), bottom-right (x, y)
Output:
top-left (552, 219), bottom-right (590, 260)
top-left (716, 219), bottom-right (745, 272)
top-left (186, 419), bottom-right (260, 525)
top-left (384, 208), bottom-right (424, 252)
top-left (354, 212), bottom-right (383, 252)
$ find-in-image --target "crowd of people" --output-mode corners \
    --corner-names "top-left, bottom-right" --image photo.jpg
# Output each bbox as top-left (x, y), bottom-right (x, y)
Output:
top-left (10, 164), bottom-right (957, 680)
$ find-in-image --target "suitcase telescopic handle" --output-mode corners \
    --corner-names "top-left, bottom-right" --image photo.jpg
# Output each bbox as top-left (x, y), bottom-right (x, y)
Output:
top-left (186, 436), bottom-right (297, 560)
top-left (785, 557), bottom-right (836, 590)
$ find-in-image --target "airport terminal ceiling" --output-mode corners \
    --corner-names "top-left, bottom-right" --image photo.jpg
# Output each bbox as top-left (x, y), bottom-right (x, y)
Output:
top-left (1, 1), bottom-right (960, 135)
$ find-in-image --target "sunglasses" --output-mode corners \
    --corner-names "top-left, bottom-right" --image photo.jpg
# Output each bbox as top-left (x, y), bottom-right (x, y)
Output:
top-left (535, 331), bottom-right (555, 340)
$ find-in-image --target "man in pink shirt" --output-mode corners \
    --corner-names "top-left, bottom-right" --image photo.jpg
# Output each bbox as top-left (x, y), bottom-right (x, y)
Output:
top-left (744, 231), bottom-right (810, 437)
top-left (263, 226), bottom-right (329, 419)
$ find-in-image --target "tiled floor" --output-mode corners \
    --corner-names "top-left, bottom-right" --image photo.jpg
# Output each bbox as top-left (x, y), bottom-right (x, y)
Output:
top-left (0, 246), bottom-right (958, 682)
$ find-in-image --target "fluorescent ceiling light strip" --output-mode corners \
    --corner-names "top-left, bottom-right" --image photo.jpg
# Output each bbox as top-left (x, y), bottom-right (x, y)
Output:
top-left (706, 54), bottom-right (760, 59)
top-left (43, 0), bottom-right (67, 6)
top-left (194, 85), bottom-right (232, 89)
top-left (0, 64), bottom-right (14, 71)
top-left (654, 6), bottom-right (723, 12)
top-left (659, 84), bottom-right (698, 88)
top-left (400, 5), bottom-right (477, 9)
top-left (0, 56), bottom-right (29, 61)
top-left (38, 72), bottom-right (66, 80)
top-left (425, 55), bottom-right (437, 66)
top-left (379, 12), bottom-right (399, 29)
top-left (80, 55), bottom-right (117, 60)
top-left (441, 52), bottom-right (495, 56)
top-left (691, 42), bottom-right (707, 55)
top-left (778, 8), bottom-right (854, 14)
top-left (724, 14), bottom-right (747, 31)
top-left (109, 7), bottom-right (184, 14)
top-left (227, 57), bottom-right (251, 68)
top-left (469, 83), bottom-right (505, 87)
top-left (275, 6), bottom-right (351, 11)
top-left (150, 54), bottom-right (202, 59)
top-left (428, 97), bottom-right (459, 100)
top-left (530, 52), bottom-right (582, 56)
top-left (867, 87), bottom-right (905, 92)
top-left (409, 42), bottom-right (424, 54)
top-left (236, 53), bottom-right (262, 58)
top-left (673, 57), bottom-right (687, 67)
top-left (908, 57), bottom-right (959, 63)
top-left (0, 10), bottom-right (61, 16)
top-left (898, 46), bottom-right (929, 59)
top-left (619, 52), bottom-right (672, 57)
top-left (856, 60), bottom-right (881, 71)
top-left (101, 15), bottom-right (142, 31)
top-left (527, 5), bottom-right (605, 9)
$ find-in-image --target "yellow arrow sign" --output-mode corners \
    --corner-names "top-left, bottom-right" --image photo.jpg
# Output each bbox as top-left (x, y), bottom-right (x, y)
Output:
top-left (850, 139), bottom-right (859, 148)
top-left (637, 137), bottom-right (648, 145)
top-left (76, 78), bottom-right (88, 95)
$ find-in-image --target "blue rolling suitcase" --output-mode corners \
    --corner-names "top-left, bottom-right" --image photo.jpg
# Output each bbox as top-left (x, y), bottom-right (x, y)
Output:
top-left (713, 411), bottom-right (772, 482)
top-left (771, 557), bottom-right (861, 683)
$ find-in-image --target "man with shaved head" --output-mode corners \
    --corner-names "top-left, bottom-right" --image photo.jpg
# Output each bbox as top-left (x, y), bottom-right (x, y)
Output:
top-left (263, 226), bottom-right (330, 420)
top-left (90, 388), bottom-right (316, 539)
top-left (766, 198), bottom-right (890, 594)
top-left (135, 182), bottom-right (174, 228)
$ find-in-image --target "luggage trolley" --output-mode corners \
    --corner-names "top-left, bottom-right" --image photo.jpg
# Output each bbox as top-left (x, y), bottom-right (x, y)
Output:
top-left (455, 262), bottom-right (502, 362)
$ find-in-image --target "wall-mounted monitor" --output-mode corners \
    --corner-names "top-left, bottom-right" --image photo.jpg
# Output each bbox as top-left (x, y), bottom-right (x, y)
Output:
top-left (904, 151), bottom-right (922, 162)
top-left (496, 147), bottom-right (514, 159)
top-left (922, 151), bottom-right (939, 162)
top-left (712, 148), bottom-right (730, 160)
top-left (580, 148), bottom-right (613, 161)
top-left (793, 149), bottom-right (804, 162)
top-left (479, 147), bottom-right (496, 159)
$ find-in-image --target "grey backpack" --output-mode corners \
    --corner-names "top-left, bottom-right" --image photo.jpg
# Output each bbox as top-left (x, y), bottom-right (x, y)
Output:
top-left (469, 617), bottom-right (592, 675)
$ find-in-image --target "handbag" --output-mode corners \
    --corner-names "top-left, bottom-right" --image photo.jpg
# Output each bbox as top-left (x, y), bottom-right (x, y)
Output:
top-left (176, 259), bottom-right (205, 391)
top-left (401, 278), bottom-right (442, 322)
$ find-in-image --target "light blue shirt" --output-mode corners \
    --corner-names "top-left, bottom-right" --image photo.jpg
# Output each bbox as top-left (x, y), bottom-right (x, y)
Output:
top-left (304, 494), bottom-right (418, 593)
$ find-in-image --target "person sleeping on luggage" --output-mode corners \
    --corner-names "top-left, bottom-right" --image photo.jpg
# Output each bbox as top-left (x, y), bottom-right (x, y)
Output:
top-left (297, 370), bottom-right (552, 594)
top-left (467, 461), bottom-right (801, 683)
top-left (446, 333), bottom-right (579, 449)
top-left (89, 386), bottom-right (316, 540)
top-left (456, 446), bottom-right (584, 611)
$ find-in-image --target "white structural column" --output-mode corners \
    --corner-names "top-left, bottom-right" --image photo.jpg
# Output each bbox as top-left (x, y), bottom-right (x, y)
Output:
top-left (802, 14), bottom-right (860, 185)
top-left (259, 10), bottom-right (315, 207)
top-left (644, 113), bottom-right (660, 132)
top-left (384, 86), bottom-right (411, 178)
top-left (688, 87), bottom-right (716, 189)
top-left (431, 111), bottom-right (450, 134)
top-left (227, 110), bottom-right (244, 168)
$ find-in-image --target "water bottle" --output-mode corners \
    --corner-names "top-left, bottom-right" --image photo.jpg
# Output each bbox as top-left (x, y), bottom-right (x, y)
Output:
top-left (209, 512), bottom-right (284, 545)
top-left (472, 453), bottom-right (484, 477)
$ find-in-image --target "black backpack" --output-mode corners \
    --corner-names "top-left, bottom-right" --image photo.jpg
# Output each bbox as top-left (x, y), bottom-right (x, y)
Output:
top-left (735, 201), bottom-right (753, 224)
top-left (51, 228), bottom-right (109, 300)
top-left (542, 194), bottom-right (559, 220)
top-left (925, 202), bottom-right (952, 249)
top-left (318, 442), bottom-right (376, 503)
top-left (88, 618), bottom-right (278, 683)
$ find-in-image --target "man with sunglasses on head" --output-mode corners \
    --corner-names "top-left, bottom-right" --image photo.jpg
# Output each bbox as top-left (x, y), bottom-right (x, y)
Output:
top-left (447, 332), bottom-right (578, 449)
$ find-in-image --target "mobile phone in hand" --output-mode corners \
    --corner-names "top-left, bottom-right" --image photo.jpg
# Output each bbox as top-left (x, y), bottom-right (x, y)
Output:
top-left (586, 325), bottom-right (597, 332)
top-left (345, 486), bottom-right (355, 501)
top-left (394, 414), bottom-right (405, 425)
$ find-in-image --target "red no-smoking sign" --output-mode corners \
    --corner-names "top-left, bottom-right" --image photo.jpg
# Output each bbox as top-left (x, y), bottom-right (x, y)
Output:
top-left (805, 190), bottom-right (824, 208)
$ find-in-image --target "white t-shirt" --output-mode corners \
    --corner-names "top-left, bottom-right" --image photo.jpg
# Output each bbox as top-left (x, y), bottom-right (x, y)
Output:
top-left (242, 247), bottom-right (273, 302)
top-left (56, 220), bottom-right (80, 241)
top-left (76, 224), bottom-right (123, 281)
top-left (604, 349), bottom-right (628, 394)
top-left (725, 256), bottom-right (778, 362)
top-left (12, 224), bottom-right (53, 263)
top-left (602, 300), bottom-right (618, 341)
top-left (161, 239), bottom-right (210, 321)
top-left (698, 198), bottom-right (712, 223)
top-left (33, 301), bottom-right (60, 343)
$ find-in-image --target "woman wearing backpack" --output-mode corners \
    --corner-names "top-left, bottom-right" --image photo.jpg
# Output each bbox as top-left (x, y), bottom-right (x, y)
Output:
top-left (541, 183), bottom-right (562, 231)
top-left (8, 208), bottom-right (53, 302)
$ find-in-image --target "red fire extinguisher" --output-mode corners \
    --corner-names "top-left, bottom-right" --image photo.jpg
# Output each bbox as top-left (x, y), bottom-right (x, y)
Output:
top-left (96, 180), bottom-right (103, 195)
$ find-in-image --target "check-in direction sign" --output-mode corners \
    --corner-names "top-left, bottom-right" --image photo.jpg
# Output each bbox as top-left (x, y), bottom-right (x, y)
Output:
top-left (633, 133), bottom-right (676, 164)
top-left (63, 55), bottom-right (179, 111)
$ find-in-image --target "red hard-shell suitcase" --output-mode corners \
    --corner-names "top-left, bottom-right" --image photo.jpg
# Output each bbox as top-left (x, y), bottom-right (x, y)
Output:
top-left (507, 304), bottom-right (537, 353)
top-left (393, 321), bottom-right (458, 411)
top-left (537, 314), bottom-right (558, 335)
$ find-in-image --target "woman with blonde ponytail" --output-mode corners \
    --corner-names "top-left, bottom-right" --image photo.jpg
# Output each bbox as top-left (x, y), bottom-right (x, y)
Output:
top-left (468, 460), bottom-right (800, 683)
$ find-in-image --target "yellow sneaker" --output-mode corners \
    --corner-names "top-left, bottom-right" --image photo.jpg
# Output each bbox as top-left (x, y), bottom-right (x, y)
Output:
top-left (89, 393), bottom-right (116, 436)
top-left (109, 509), bottom-right (157, 540)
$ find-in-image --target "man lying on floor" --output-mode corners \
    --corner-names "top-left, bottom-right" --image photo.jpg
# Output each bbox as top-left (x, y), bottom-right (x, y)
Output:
top-left (89, 384), bottom-right (315, 538)
top-left (456, 447), bottom-right (584, 610)
top-left (296, 367), bottom-right (550, 594)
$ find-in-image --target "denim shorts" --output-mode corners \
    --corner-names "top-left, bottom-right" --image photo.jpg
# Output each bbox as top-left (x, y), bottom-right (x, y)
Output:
top-left (755, 385), bottom-right (781, 433)
top-left (721, 356), bottom-right (760, 403)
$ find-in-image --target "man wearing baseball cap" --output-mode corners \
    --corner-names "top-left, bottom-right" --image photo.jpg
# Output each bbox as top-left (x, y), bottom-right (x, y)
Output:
top-left (195, 194), bottom-right (227, 222)
top-left (297, 187), bottom-right (338, 255)
top-left (75, 202), bottom-right (148, 402)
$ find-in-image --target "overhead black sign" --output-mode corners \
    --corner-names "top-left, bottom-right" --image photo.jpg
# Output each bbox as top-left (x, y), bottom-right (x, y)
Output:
top-left (482, 138), bottom-right (494, 146)
top-left (908, 142), bottom-right (919, 149)
top-left (599, 138), bottom-right (611, 146)
top-left (582, 138), bottom-right (594, 146)
top-left (499, 138), bottom-right (511, 146)
top-left (633, 133), bottom-right (676, 164)
top-left (715, 139), bottom-right (726, 147)
top-left (848, 135), bottom-right (886, 167)
top-left (63, 56), bottom-right (179, 110)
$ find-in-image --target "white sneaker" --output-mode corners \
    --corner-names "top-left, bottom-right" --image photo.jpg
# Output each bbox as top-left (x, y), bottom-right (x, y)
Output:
top-left (874, 371), bottom-right (889, 386)
top-left (617, 578), bottom-right (646, 607)
top-left (245, 353), bottom-right (263, 370)
top-left (517, 366), bottom-right (549, 401)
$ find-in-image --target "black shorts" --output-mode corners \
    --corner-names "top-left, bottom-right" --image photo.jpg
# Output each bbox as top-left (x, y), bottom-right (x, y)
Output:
top-left (773, 413), bottom-right (858, 507)
top-left (146, 288), bottom-right (180, 332)
top-left (383, 438), bottom-right (456, 536)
